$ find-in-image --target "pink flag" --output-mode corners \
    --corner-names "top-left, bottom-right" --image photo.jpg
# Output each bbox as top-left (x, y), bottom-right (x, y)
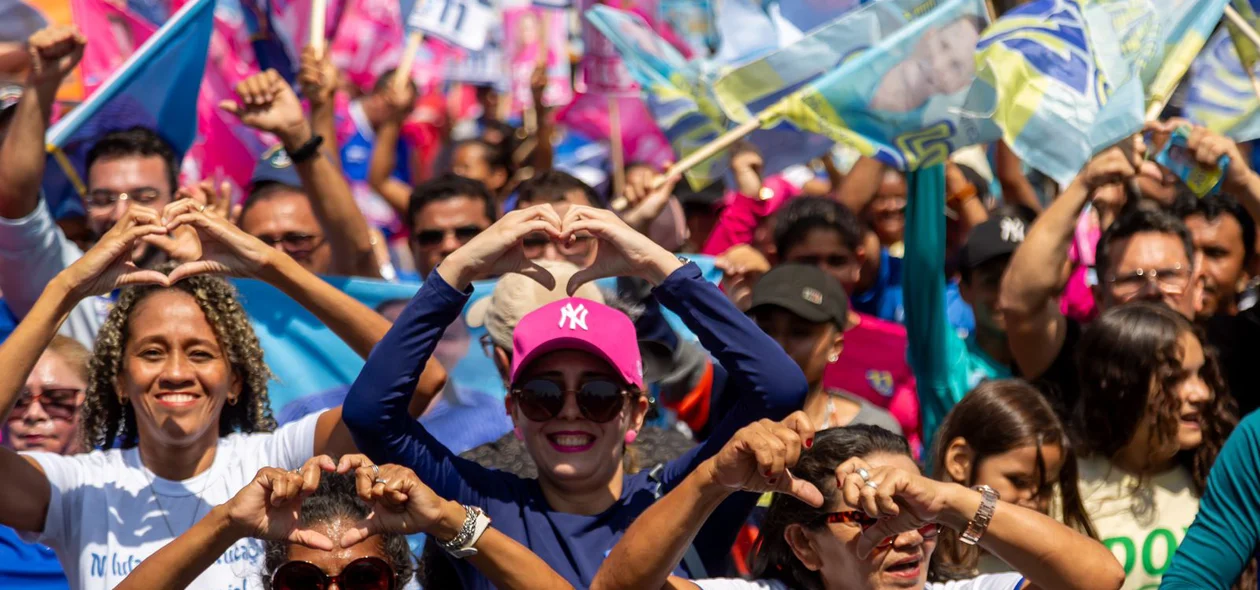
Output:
top-left (72, 0), bottom-right (157, 95)
top-left (557, 93), bottom-right (673, 167)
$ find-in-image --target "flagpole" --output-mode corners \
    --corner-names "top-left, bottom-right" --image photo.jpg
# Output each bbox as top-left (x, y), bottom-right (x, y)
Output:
top-left (395, 31), bottom-right (424, 91)
top-left (609, 97), bottom-right (625, 203)
top-left (1225, 5), bottom-right (1260, 102)
top-left (309, 0), bottom-right (327, 56)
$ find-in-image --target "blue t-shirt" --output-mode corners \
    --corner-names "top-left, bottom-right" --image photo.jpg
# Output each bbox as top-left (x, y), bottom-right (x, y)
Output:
top-left (341, 263), bottom-right (808, 589)
top-left (0, 299), bottom-right (17, 345)
top-left (0, 526), bottom-right (68, 589)
top-left (852, 248), bottom-right (905, 323)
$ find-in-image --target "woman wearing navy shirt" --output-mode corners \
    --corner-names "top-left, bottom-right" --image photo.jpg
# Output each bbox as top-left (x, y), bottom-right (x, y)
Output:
top-left (343, 202), bottom-right (809, 588)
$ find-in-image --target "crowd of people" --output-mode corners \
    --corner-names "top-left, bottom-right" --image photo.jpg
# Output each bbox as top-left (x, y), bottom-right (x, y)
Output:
top-left (4, 5), bottom-right (1260, 590)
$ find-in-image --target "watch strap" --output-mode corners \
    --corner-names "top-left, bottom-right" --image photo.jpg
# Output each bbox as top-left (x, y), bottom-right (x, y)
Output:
top-left (285, 134), bottom-right (324, 164)
top-left (960, 484), bottom-right (999, 546)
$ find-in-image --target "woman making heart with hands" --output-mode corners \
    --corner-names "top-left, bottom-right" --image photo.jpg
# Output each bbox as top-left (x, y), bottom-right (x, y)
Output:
top-left (342, 202), bottom-right (810, 589)
top-left (592, 416), bottom-right (1125, 590)
top-left (0, 199), bottom-right (445, 590)
top-left (115, 454), bottom-right (567, 590)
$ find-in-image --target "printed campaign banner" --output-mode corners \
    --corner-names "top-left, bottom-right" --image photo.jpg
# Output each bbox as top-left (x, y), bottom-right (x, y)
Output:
top-left (504, 5), bottom-right (573, 112)
top-left (1185, 28), bottom-right (1260, 142)
top-left (578, 0), bottom-right (641, 96)
top-left (401, 0), bottom-right (496, 51)
top-left (72, 0), bottom-right (155, 95)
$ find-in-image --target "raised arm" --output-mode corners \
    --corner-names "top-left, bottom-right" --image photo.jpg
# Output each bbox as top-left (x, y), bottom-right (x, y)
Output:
top-left (530, 64), bottom-right (554, 173)
top-left (0, 209), bottom-right (171, 533)
top-left (592, 414), bottom-right (820, 590)
top-left (367, 85), bottom-right (418, 218)
top-left (160, 204), bottom-right (446, 456)
top-left (0, 27), bottom-right (83, 219)
top-left (220, 69), bottom-right (380, 278)
top-left (834, 155), bottom-right (885, 215)
top-left (998, 145), bottom-right (1136, 378)
top-left (995, 141), bottom-right (1043, 214)
top-left (340, 205), bottom-right (563, 495)
top-left (298, 45), bottom-right (344, 173)
top-left (838, 458), bottom-right (1124, 590)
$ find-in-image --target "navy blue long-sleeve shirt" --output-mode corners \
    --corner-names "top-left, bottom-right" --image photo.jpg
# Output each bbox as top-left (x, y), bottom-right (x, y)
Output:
top-left (342, 263), bottom-right (808, 589)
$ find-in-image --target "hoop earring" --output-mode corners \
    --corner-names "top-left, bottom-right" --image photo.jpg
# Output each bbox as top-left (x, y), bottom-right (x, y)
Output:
top-left (117, 394), bottom-right (128, 405)
top-left (228, 396), bottom-right (239, 406)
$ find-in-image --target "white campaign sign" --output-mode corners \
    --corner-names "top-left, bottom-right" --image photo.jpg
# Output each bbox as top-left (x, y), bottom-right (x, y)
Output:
top-left (407, 0), bottom-right (495, 51)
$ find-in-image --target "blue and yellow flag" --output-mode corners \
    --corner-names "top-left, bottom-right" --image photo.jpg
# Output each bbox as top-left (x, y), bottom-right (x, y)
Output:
top-left (762, 0), bottom-right (995, 171)
top-left (43, 0), bottom-right (214, 219)
top-left (972, 0), bottom-right (1152, 185)
top-left (1226, 0), bottom-right (1260, 72)
top-left (1143, 0), bottom-right (1232, 114)
top-left (1185, 28), bottom-right (1260, 141)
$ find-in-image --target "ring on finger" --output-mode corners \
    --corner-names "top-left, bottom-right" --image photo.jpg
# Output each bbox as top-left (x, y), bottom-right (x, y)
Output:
top-left (856, 467), bottom-right (871, 482)
top-left (865, 481), bottom-right (879, 490)
top-left (373, 478), bottom-right (388, 486)
top-left (370, 464), bottom-right (380, 478)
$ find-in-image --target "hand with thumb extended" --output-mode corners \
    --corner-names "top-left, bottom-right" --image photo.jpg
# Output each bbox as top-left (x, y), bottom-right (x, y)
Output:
top-left (703, 412), bottom-right (823, 507)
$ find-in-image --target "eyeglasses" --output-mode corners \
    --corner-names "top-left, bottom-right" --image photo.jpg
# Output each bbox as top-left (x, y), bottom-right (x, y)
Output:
top-left (1105, 264), bottom-right (1190, 299)
top-left (256, 233), bottom-right (326, 256)
top-left (413, 226), bottom-right (484, 249)
top-left (271, 556), bottom-right (395, 590)
top-left (9, 388), bottom-right (81, 422)
top-left (511, 379), bottom-right (630, 423)
top-left (814, 510), bottom-right (941, 550)
top-left (85, 188), bottom-right (164, 210)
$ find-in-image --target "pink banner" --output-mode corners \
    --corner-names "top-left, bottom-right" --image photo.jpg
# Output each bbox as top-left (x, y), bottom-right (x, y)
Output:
top-left (326, 0), bottom-right (455, 93)
top-left (578, 0), bottom-right (637, 96)
top-left (503, 6), bottom-right (572, 114)
top-left (71, 0), bottom-right (156, 95)
top-left (557, 92), bottom-right (673, 167)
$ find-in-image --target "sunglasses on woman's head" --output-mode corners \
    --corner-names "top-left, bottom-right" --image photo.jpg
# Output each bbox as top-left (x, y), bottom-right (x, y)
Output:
top-left (511, 379), bottom-right (629, 423)
top-left (815, 511), bottom-right (941, 549)
top-left (270, 556), bottom-right (394, 590)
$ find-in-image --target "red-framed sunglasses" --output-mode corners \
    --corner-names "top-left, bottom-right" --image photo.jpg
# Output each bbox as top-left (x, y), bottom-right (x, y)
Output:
top-left (815, 511), bottom-right (941, 549)
top-left (270, 556), bottom-right (395, 590)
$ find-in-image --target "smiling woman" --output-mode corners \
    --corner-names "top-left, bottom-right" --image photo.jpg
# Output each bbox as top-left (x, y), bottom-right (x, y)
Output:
top-left (0, 204), bottom-right (445, 590)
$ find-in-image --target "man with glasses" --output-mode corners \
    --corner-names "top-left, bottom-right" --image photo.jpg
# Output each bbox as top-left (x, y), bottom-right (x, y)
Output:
top-left (999, 144), bottom-right (1202, 416)
top-left (407, 173), bottom-right (496, 279)
top-left (237, 146), bottom-right (340, 275)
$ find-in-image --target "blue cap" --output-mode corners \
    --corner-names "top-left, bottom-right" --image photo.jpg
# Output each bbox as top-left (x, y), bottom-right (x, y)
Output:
top-left (249, 144), bottom-right (304, 190)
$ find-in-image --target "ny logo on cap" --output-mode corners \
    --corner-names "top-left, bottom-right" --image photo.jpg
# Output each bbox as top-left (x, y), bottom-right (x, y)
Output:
top-left (802, 287), bottom-right (823, 305)
top-left (558, 302), bottom-right (589, 330)
top-left (1000, 218), bottom-right (1026, 243)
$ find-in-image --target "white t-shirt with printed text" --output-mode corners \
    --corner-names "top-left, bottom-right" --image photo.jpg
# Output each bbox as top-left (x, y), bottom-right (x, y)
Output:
top-left (19, 413), bottom-right (321, 590)
top-left (693, 573), bottom-right (1025, 590)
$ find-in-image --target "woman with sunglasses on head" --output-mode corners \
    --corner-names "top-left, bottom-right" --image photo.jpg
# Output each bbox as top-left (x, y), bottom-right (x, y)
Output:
top-left (591, 415), bottom-right (1125, 590)
top-left (342, 190), bottom-right (810, 588)
top-left (0, 203), bottom-right (445, 589)
top-left (0, 335), bottom-right (90, 589)
top-left (928, 380), bottom-right (1095, 580)
top-left (1071, 302), bottom-right (1236, 589)
top-left (115, 454), bottom-right (568, 590)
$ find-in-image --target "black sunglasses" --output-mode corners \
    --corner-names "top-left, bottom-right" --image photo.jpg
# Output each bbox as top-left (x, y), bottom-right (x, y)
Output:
top-left (271, 556), bottom-right (394, 590)
top-left (511, 379), bottom-right (630, 423)
top-left (414, 225), bottom-right (484, 248)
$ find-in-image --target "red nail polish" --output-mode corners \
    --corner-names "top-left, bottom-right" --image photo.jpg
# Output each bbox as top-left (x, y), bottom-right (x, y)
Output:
top-left (805, 438), bottom-right (814, 448)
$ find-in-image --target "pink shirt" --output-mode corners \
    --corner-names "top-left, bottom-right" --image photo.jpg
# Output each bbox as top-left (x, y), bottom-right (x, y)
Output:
top-left (700, 175), bottom-right (802, 256)
top-left (1060, 208), bottom-right (1101, 323)
top-left (823, 312), bottom-right (921, 455)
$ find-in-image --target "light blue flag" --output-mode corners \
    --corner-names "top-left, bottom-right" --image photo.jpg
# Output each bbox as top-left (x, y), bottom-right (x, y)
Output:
top-left (711, 0), bottom-right (780, 64)
top-left (42, 0), bottom-right (214, 220)
top-left (970, 0), bottom-right (1151, 185)
top-left (765, 0), bottom-right (996, 170)
top-left (1185, 28), bottom-right (1260, 141)
top-left (768, 0), bottom-right (871, 42)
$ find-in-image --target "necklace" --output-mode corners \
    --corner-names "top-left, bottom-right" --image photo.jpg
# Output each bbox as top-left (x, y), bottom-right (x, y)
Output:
top-left (140, 451), bottom-right (216, 538)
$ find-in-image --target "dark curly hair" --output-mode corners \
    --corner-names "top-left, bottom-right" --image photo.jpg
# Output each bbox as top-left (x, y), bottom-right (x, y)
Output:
top-left (263, 472), bottom-right (416, 590)
top-left (773, 197), bottom-right (865, 258)
top-left (929, 380), bottom-right (1096, 582)
top-left (1074, 302), bottom-right (1236, 495)
top-left (750, 425), bottom-right (910, 590)
top-left (80, 267), bottom-right (276, 450)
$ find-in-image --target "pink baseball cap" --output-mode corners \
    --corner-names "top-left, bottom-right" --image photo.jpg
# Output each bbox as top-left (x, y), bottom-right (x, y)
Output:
top-left (510, 298), bottom-right (644, 389)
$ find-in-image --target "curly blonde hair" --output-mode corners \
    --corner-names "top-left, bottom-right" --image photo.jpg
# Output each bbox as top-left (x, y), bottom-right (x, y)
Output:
top-left (80, 268), bottom-right (276, 450)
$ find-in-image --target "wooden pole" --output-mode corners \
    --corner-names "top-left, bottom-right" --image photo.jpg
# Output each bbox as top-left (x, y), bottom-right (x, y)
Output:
top-left (611, 114), bottom-right (764, 210)
top-left (395, 31), bottom-right (423, 91)
top-left (1226, 5), bottom-right (1260, 102)
top-left (309, 0), bottom-right (327, 55)
top-left (609, 97), bottom-right (625, 204)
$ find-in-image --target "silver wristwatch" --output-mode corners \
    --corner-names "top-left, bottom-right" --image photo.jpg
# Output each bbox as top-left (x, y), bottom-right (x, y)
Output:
top-left (961, 484), bottom-right (999, 546)
top-left (439, 505), bottom-right (491, 559)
